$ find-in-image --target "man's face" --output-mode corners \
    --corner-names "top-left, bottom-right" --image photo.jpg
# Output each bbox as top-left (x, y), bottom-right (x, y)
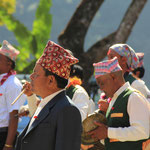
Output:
top-left (30, 63), bottom-right (48, 97)
top-left (0, 54), bottom-right (10, 74)
top-left (96, 74), bottom-right (114, 98)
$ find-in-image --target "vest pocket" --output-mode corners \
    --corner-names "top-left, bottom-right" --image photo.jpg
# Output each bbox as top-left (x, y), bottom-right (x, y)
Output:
top-left (111, 113), bottom-right (123, 118)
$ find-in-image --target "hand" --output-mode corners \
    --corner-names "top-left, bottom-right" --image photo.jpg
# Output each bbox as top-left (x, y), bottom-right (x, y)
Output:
top-left (18, 110), bottom-right (29, 117)
top-left (98, 99), bottom-right (109, 113)
top-left (81, 144), bottom-right (94, 150)
top-left (89, 122), bottom-right (108, 140)
top-left (18, 105), bottom-right (29, 117)
top-left (22, 81), bottom-right (33, 96)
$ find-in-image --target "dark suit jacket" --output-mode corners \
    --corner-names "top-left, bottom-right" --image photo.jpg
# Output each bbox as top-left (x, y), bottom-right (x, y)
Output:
top-left (15, 91), bottom-right (82, 150)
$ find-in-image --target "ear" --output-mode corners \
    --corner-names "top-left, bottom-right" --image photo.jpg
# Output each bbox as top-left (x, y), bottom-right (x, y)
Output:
top-left (7, 61), bottom-right (12, 68)
top-left (47, 75), bottom-right (54, 84)
top-left (135, 71), bottom-right (140, 77)
top-left (110, 73), bottom-right (115, 81)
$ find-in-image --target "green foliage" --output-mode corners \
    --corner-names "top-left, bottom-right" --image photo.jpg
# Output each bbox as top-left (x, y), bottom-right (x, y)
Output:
top-left (0, 0), bottom-right (16, 25)
top-left (0, 0), bottom-right (52, 73)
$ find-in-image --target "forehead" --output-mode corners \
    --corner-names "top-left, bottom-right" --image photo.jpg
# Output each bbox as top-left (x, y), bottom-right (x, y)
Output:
top-left (96, 74), bottom-right (109, 83)
top-left (0, 54), bottom-right (8, 60)
top-left (107, 49), bottom-right (121, 60)
top-left (108, 49), bottom-right (119, 56)
top-left (34, 63), bottom-right (45, 73)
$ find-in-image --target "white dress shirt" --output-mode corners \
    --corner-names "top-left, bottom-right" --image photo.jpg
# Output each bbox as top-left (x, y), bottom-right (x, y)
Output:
top-left (107, 82), bottom-right (150, 141)
top-left (0, 74), bottom-right (26, 127)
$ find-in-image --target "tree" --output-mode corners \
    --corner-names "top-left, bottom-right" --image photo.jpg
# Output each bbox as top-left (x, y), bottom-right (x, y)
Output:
top-left (0, 0), bottom-right (52, 73)
top-left (0, 0), bottom-right (16, 25)
top-left (58, 0), bottom-right (147, 92)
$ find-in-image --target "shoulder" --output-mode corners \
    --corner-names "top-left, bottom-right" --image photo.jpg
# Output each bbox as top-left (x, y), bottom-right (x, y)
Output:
top-left (74, 85), bottom-right (89, 96)
top-left (6, 75), bottom-right (22, 87)
top-left (2, 75), bottom-right (22, 91)
top-left (54, 92), bottom-right (77, 109)
top-left (51, 94), bottom-right (81, 117)
top-left (132, 79), bottom-right (145, 87)
top-left (129, 87), bottom-right (147, 103)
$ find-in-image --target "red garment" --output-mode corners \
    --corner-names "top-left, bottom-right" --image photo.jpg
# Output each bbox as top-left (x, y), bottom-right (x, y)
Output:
top-left (0, 70), bottom-right (16, 86)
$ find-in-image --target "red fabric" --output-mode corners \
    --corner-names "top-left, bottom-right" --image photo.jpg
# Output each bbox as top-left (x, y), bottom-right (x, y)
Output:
top-left (0, 70), bottom-right (16, 86)
top-left (37, 41), bottom-right (79, 79)
top-left (107, 49), bottom-right (111, 56)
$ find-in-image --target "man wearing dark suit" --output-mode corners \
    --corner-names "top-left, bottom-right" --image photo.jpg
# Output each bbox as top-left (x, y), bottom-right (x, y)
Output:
top-left (15, 41), bottom-right (82, 150)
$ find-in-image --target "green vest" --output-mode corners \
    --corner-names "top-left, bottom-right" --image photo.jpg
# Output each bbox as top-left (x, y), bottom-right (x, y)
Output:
top-left (105, 88), bottom-right (145, 150)
top-left (124, 74), bottom-right (136, 85)
top-left (66, 85), bottom-right (78, 99)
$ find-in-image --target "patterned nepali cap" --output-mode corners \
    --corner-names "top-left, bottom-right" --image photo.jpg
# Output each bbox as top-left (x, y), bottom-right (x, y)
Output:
top-left (37, 40), bottom-right (79, 79)
top-left (108, 44), bottom-right (139, 71)
top-left (136, 52), bottom-right (144, 67)
top-left (93, 57), bottom-right (122, 79)
top-left (0, 40), bottom-right (20, 62)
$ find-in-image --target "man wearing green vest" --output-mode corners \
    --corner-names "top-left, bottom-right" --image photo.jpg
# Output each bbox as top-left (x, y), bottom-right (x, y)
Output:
top-left (90, 57), bottom-right (150, 150)
top-left (66, 64), bottom-right (95, 121)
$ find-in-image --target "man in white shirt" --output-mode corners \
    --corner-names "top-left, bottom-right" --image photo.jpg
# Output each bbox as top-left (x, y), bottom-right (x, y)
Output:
top-left (15, 40), bottom-right (82, 150)
top-left (0, 40), bottom-right (26, 150)
top-left (89, 57), bottom-right (150, 150)
top-left (66, 64), bottom-right (95, 121)
top-left (107, 44), bottom-right (150, 99)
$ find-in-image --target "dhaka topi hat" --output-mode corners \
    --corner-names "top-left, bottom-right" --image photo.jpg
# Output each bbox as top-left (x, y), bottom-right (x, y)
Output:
top-left (93, 57), bottom-right (122, 79)
top-left (136, 52), bottom-right (144, 67)
top-left (0, 40), bottom-right (20, 62)
top-left (108, 44), bottom-right (139, 71)
top-left (37, 40), bottom-right (79, 79)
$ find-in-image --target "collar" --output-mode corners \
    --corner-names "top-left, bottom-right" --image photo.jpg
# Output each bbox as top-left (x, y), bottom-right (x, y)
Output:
top-left (39, 89), bottom-right (65, 108)
top-left (0, 73), bottom-right (8, 83)
top-left (112, 82), bottom-right (130, 100)
top-left (0, 73), bottom-right (7, 77)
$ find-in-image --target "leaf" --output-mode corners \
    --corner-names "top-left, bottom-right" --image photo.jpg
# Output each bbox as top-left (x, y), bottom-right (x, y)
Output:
top-left (0, 0), bottom-right (16, 25)
top-left (0, 0), bottom-right (52, 73)
top-left (32, 0), bottom-right (52, 58)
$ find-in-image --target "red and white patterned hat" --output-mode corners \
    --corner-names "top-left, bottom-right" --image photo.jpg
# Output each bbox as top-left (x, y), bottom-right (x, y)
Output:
top-left (37, 41), bottom-right (79, 79)
top-left (0, 40), bottom-right (20, 62)
top-left (93, 57), bottom-right (122, 79)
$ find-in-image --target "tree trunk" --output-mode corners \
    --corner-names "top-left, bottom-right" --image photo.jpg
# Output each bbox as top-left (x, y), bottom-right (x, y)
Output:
top-left (58, 0), bottom-right (104, 56)
top-left (115, 0), bottom-right (147, 42)
top-left (58, 0), bottom-right (147, 93)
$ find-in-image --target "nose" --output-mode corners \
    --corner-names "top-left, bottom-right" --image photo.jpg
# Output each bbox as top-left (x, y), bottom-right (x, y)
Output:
top-left (30, 73), bottom-right (34, 80)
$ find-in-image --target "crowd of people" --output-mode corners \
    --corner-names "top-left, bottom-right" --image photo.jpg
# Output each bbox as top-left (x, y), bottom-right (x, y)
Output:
top-left (0, 39), bottom-right (150, 150)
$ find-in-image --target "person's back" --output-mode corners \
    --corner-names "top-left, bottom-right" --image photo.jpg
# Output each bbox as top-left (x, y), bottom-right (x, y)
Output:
top-left (66, 64), bottom-right (95, 121)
